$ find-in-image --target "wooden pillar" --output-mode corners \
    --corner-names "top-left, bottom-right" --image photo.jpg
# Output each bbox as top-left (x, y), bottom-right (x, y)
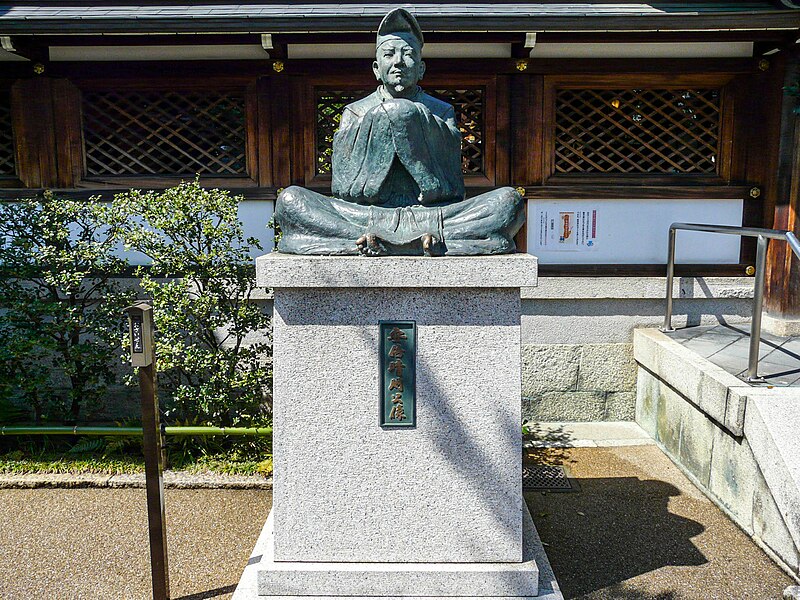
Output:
top-left (269, 71), bottom-right (293, 189)
top-left (509, 72), bottom-right (540, 254)
top-left (765, 47), bottom-right (800, 324)
top-left (11, 78), bottom-right (57, 188)
top-left (10, 77), bottom-right (83, 189)
top-left (247, 76), bottom-right (273, 188)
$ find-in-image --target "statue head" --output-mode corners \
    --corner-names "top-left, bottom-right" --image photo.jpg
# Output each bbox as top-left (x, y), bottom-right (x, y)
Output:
top-left (373, 8), bottom-right (426, 98)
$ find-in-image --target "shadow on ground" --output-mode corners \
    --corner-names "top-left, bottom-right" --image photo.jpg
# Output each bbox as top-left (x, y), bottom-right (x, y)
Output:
top-left (527, 477), bottom-right (704, 599)
top-left (175, 584), bottom-right (236, 600)
top-left (523, 422), bottom-right (577, 467)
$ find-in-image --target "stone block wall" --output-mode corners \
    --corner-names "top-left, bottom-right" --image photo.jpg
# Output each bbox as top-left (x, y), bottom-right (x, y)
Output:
top-left (520, 276), bottom-right (754, 422)
top-left (521, 343), bottom-right (637, 421)
top-left (636, 366), bottom-right (800, 576)
top-left (75, 275), bottom-right (753, 424)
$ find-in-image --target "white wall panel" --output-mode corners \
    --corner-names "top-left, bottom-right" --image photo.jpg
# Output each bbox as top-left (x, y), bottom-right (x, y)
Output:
top-left (527, 198), bottom-right (743, 264)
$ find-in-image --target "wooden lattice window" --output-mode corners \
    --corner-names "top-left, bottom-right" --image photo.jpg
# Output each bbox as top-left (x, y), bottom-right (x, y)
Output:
top-left (315, 87), bottom-right (485, 176)
top-left (82, 89), bottom-right (247, 177)
top-left (435, 87), bottom-right (484, 175)
top-left (0, 89), bottom-right (14, 178)
top-left (554, 88), bottom-right (721, 175)
top-left (316, 89), bottom-right (365, 175)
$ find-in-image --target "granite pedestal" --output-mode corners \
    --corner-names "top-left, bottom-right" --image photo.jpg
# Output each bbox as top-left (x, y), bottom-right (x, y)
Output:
top-left (235, 254), bottom-right (560, 599)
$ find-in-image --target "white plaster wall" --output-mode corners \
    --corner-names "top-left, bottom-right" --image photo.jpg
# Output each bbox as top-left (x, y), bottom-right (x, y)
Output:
top-left (527, 199), bottom-right (743, 264)
top-left (521, 277), bottom-right (752, 345)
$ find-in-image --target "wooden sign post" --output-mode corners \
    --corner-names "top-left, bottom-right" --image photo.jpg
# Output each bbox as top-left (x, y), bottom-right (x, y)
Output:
top-left (125, 302), bottom-right (170, 600)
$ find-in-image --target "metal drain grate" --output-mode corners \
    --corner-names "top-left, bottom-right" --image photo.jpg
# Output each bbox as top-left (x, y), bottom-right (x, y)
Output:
top-left (523, 465), bottom-right (574, 491)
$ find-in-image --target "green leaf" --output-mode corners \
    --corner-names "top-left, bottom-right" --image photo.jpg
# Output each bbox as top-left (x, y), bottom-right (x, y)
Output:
top-left (68, 437), bottom-right (107, 454)
top-left (113, 179), bottom-right (273, 427)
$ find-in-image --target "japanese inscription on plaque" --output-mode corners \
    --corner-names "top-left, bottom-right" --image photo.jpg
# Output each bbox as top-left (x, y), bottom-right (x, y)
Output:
top-left (379, 321), bottom-right (416, 427)
top-left (130, 314), bottom-right (144, 354)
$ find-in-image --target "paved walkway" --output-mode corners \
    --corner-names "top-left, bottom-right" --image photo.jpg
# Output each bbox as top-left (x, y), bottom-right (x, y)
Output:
top-left (1, 445), bottom-right (794, 599)
top-left (527, 445), bottom-right (795, 599)
top-left (667, 323), bottom-right (800, 386)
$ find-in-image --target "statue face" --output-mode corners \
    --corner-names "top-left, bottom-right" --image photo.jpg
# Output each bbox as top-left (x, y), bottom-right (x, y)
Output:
top-left (373, 38), bottom-right (425, 97)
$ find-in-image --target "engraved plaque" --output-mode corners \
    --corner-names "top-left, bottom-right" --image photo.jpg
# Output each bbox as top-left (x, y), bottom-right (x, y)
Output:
top-left (379, 321), bottom-right (416, 427)
top-left (130, 314), bottom-right (144, 354)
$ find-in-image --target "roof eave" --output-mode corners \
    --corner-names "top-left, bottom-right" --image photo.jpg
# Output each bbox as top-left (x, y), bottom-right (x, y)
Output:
top-left (2, 13), bottom-right (800, 36)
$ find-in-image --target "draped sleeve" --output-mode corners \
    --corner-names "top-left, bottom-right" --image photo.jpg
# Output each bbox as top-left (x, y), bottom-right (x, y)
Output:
top-left (331, 94), bottom-right (465, 206)
top-left (385, 101), bottom-right (464, 205)
top-left (332, 105), bottom-right (395, 205)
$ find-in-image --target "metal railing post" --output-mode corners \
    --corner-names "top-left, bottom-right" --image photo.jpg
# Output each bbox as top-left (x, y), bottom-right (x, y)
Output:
top-left (662, 226), bottom-right (677, 332)
top-left (746, 235), bottom-right (769, 382)
top-left (662, 222), bottom-right (800, 385)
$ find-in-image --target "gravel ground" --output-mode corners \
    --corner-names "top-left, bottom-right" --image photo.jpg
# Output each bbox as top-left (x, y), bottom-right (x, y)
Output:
top-left (0, 445), bottom-right (794, 599)
top-left (0, 488), bottom-right (271, 599)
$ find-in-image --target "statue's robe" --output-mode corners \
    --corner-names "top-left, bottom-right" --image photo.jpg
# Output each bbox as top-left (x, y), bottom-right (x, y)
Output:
top-left (333, 87), bottom-right (464, 207)
top-left (275, 87), bottom-right (524, 255)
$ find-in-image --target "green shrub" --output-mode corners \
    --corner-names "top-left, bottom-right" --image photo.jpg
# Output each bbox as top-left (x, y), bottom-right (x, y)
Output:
top-left (115, 179), bottom-right (272, 427)
top-left (0, 193), bottom-right (132, 422)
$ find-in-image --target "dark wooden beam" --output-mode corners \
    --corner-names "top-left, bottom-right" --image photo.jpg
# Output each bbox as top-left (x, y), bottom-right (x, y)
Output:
top-left (538, 264), bottom-right (751, 277)
top-left (39, 57), bottom-right (763, 81)
top-left (0, 64), bottom-right (35, 80)
top-left (521, 185), bottom-right (752, 200)
top-left (13, 34), bottom-right (262, 47)
top-left (6, 37), bottom-right (48, 63)
top-left (8, 29), bottom-right (784, 53)
top-left (537, 30), bottom-right (795, 44)
top-left (0, 186), bottom-right (282, 201)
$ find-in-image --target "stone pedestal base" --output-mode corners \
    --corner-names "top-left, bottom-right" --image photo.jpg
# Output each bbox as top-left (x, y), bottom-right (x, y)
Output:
top-left (232, 503), bottom-right (562, 600)
top-left (236, 254), bottom-right (560, 598)
top-left (762, 313), bottom-right (800, 337)
top-left (258, 255), bottom-right (539, 564)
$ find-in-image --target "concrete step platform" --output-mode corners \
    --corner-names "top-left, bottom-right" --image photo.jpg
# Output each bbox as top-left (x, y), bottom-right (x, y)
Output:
top-left (525, 421), bottom-right (655, 448)
top-left (233, 502), bottom-right (562, 600)
top-left (745, 391), bottom-right (800, 554)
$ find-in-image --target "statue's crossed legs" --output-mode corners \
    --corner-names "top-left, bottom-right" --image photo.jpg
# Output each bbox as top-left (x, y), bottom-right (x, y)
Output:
top-left (274, 186), bottom-right (524, 256)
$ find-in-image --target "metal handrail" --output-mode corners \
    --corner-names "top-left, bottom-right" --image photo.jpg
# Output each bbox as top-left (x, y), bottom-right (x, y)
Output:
top-left (662, 222), bottom-right (800, 382)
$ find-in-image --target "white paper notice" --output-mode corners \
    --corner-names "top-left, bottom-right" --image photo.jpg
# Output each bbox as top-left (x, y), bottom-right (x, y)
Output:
top-left (537, 206), bottom-right (598, 252)
top-left (527, 198), bottom-right (743, 264)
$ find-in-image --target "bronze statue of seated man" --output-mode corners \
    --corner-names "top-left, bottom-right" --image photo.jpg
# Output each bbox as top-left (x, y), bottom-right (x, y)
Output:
top-left (274, 8), bottom-right (525, 256)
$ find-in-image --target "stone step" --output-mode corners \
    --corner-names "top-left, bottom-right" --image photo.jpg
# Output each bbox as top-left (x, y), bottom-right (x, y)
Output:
top-left (233, 503), bottom-right (562, 599)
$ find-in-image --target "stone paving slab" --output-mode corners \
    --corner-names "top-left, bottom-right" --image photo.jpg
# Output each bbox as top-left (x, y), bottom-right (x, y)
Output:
top-left (668, 323), bottom-right (800, 386)
top-left (525, 421), bottom-right (655, 449)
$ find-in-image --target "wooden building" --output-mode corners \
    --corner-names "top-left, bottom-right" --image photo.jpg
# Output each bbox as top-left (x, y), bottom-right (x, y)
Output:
top-left (1, 2), bottom-right (800, 362)
top-left (1, 4), bottom-right (798, 272)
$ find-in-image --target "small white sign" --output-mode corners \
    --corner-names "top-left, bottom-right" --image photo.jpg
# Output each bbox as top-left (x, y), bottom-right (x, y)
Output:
top-left (528, 198), bottom-right (743, 264)
top-left (537, 207), bottom-right (598, 252)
